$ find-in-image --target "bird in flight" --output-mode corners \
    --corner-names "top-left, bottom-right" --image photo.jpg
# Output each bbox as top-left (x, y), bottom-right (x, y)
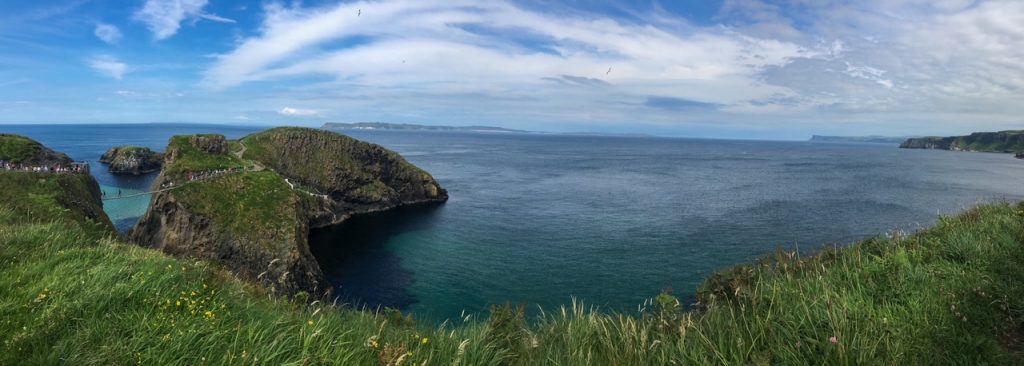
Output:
top-left (358, 9), bottom-right (361, 16)
top-left (606, 67), bottom-right (612, 75)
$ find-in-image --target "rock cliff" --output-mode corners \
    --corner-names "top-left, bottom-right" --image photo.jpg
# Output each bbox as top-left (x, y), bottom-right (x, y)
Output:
top-left (99, 146), bottom-right (163, 175)
top-left (129, 127), bottom-right (447, 296)
top-left (900, 131), bottom-right (1024, 153)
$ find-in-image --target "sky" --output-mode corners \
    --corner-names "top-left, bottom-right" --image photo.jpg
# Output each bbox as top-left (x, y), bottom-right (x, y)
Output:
top-left (0, 0), bottom-right (1021, 139)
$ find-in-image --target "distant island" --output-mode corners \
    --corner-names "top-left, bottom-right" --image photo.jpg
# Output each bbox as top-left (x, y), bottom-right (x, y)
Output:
top-left (809, 135), bottom-right (909, 144)
top-left (900, 130), bottom-right (1024, 153)
top-left (322, 122), bottom-right (527, 133)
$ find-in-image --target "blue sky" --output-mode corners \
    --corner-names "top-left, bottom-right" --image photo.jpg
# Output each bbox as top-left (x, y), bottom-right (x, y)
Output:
top-left (0, 0), bottom-right (1022, 139)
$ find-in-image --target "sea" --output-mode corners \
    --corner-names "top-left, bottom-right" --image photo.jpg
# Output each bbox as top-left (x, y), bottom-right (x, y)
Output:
top-left (6, 123), bottom-right (1024, 322)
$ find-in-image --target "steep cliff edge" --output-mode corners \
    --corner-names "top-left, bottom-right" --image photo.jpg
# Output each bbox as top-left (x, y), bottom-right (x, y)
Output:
top-left (900, 130), bottom-right (1024, 152)
top-left (129, 127), bottom-right (447, 296)
top-left (0, 134), bottom-right (114, 234)
top-left (99, 146), bottom-right (163, 175)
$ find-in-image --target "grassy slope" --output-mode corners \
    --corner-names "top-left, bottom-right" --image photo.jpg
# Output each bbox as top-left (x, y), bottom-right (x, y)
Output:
top-left (163, 135), bottom-right (246, 177)
top-left (3, 162), bottom-right (1024, 364)
top-left (0, 134), bottom-right (48, 163)
top-left (240, 127), bottom-right (436, 201)
top-left (173, 171), bottom-right (304, 251)
top-left (161, 134), bottom-right (303, 244)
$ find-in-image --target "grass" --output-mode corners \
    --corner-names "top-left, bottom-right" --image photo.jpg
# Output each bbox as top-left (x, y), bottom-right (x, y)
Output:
top-left (173, 171), bottom-right (304, 250)
top-left (3, 163), bottom-right (1024, 364)
top-left (240, 127), bottom-right (436, 201)
top-left (163, 135), bottom-right (245, 178)
top-left (0, 134), bottom-right (50, 163)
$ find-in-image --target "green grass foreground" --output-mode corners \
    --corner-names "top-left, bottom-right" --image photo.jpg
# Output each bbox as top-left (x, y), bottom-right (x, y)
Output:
top-left (2, 173), bottom-right (1024, 364)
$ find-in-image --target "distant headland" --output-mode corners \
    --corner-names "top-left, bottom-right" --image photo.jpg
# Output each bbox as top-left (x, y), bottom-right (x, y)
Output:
top-left (899, 130), bottom-right (1024, 153)
top-left (809, 135), bottom-right (909, 144)
top-left (322, 122), bottom-right (527, 133)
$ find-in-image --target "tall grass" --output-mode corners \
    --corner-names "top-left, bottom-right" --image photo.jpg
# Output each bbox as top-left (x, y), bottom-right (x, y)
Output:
top-left (2, 193), bottom-right (1024, 364)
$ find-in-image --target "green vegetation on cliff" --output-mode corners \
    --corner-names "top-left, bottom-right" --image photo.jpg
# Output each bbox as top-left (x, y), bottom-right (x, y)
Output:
top-left (900, 130), bottom-right (1024, 152)
top-left (0, 134), bottom-right (71, 164)
top-left (130, 127), bottom-right (447, 296)
top-left (174, 171), bottom-right (304, 250)
top-left (162, 135), bottom-right (246, 177)
top-left (241, 127), bottom-right (446, 203)
top-left (5, 172), bottom-right (1024, 363)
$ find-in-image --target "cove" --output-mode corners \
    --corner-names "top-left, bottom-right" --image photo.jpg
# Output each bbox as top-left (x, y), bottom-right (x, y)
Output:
top-left (309, 203), bottom-right (446, 311)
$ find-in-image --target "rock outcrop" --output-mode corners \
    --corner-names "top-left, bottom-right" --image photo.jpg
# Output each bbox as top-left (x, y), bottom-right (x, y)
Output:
top-left (129, 127), bottom-right (447, 296)
top-left (99, 146), bottom-right (163, 175)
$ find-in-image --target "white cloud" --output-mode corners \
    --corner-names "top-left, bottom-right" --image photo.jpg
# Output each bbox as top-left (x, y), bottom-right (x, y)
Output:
top-left (134, 0), bottom-right (209, 40)
top-left (278, 107), bottom-right (319, 116)
top-left (94, 23), bottom-right (123, 44)
top-left (88, 55), bottom-right (127, 79)
top-left (202, 0), bottom-right (809, 110)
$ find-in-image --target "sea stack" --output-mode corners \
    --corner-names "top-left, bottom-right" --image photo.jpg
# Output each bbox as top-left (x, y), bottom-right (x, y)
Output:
top-left (100, 146), bottom-right (163, 175)
top-left (129, 127), bottom-right (447, 296)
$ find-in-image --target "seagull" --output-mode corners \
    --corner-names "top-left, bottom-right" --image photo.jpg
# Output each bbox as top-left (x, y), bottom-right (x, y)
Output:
top-left (358, 9), bottom-right (361, 16)
top-left (606, 67), bottom-right (612, 75)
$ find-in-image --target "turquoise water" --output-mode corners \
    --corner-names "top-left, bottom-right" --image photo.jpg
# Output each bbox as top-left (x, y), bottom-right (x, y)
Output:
top-left (5, 124), bottom-right (1024, 322)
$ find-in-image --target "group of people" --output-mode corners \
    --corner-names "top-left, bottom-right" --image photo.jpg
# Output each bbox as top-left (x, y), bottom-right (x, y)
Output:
top-left (0, 160), bottom-right (88, 174)
top-left (183, 167), bottom-right (245, 183)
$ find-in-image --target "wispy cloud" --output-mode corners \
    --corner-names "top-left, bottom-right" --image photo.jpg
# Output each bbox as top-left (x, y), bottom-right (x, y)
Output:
top-left (134, 0), bottom-right (209, 40)
top-left (94, 23), bottom-right (122, 44)
top-left (88, 55), bottom-right (127, 79)
top-left (278, 107), bottom-right (319, 116)
top-left (197, 12), bottom-right (236, 24)
top-left (202, 0), bottom-right (810, 112)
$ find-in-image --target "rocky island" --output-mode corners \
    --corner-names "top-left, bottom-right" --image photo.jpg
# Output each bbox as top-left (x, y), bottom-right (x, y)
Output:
top-left (900, 130), bottom-right (1024, 153)
top-left (99, 146), bottom-right (164, 175)
top-left (128, 127), bottom-right (447, 296)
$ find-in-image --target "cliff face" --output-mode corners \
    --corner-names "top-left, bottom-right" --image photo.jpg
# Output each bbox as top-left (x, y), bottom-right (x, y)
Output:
top-left (900, 131), bottom-right (1024, 152)
top-left (129, 127), bottom-right (447, 296)
top-left (100, 146), bottom-right (163, 175)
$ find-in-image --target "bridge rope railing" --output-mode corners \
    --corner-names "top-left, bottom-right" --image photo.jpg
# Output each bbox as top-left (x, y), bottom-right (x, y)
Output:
top-left (101, 167), bottom-right (249, 201)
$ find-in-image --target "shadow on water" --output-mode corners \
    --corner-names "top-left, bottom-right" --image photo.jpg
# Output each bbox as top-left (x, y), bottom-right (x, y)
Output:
top-left (309, 203), bottom-right (445, 311)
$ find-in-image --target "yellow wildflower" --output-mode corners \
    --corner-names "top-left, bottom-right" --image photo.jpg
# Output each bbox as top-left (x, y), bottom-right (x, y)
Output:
top-left (421, 337), bottom-right (429, 345)
top-left (307, 320), bottom-right (314, 326)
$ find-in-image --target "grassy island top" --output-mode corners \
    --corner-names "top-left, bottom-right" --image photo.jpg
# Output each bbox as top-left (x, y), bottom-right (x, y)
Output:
top-left (0, 134), bottom-right (70, 164)
top-left (4, 153), bottom-right (1024, 363)
top-left (158, 133), bottom-right (305, 248)
top-left (162, 135), bottom-right (247, 177)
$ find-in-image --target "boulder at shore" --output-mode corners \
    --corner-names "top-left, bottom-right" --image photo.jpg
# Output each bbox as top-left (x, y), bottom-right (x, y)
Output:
top-left (129, 127), bottom-right (448, 296)
top-left (99, 146), bottom-right (163, 175)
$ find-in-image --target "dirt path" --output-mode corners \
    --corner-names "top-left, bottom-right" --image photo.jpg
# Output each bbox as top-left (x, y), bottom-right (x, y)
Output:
top-left (234, 140), bottom-right (265, 172)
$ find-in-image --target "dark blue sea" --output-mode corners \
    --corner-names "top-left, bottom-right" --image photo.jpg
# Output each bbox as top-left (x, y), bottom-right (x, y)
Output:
top-left (6, 123), bottom-right (1024, 321)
